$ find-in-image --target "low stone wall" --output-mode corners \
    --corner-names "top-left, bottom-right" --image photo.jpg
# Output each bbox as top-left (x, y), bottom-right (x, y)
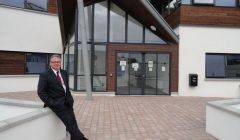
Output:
top-left (206, 99), bottom-right (240, 140)
top-left (0, 98), bottom-right (66, 140)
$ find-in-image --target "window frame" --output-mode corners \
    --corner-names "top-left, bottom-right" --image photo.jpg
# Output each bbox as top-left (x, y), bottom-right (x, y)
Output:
top-left (205, 53), bottom-right (240, 79)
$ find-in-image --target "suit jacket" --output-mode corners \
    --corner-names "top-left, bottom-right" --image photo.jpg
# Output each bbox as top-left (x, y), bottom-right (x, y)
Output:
top-left (37, 69), bottom-right (74, 112)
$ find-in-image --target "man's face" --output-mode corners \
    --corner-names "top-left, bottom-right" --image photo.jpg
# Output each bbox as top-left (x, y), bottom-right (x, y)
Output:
top-left (50, 57), bottom-right (61, 71)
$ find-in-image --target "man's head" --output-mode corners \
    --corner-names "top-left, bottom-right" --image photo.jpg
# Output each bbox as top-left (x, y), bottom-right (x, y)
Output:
top-left (50, 54), bottom-right (61, 71)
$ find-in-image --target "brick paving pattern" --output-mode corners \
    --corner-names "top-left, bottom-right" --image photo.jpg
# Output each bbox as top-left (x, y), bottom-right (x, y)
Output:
top-left (0, 91), bottom-right (220, 140)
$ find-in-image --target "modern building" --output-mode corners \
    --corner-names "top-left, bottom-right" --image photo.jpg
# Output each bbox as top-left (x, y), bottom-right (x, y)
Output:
top-left (1, 0), bottom-right (240, 98)
top-left (0, 0), bottom-right (61, 92)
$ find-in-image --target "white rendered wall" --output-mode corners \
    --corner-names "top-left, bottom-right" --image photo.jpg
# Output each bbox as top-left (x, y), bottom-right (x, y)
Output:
top-left (178, 25), bottom-right (240, 97)
top-left (0, 75), bottom-right (39, 93)
top-left (206, 100), bottom-right (240, 140)
top-left (0, 5), bottom-right (62, 53)
top-left (0, 110), bottom-right (66, 140)
top-left (0, 6), bottom-right (62, 93)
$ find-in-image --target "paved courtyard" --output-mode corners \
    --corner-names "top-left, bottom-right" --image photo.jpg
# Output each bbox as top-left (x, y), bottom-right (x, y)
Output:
top-left (0, 91), bottom-right (221, 140)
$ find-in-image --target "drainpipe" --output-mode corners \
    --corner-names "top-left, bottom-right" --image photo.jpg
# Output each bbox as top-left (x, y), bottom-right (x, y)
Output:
top-left (77, 0), bottom-right (93, 100)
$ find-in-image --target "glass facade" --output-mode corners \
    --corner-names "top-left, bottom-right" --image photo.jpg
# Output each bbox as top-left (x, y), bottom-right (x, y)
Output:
top-left (145, 28), bottom-right (166, 44)
top-left (110, 3), bottom-right (125, 42)
top-left (94, 1), bottom-right (108, 42)
top-left (127, 15), bottom-right (143, 43)
top-left (116, 52), bottom-right (170, 95)
top-left (94, 45), bottom-right (106, 74)
top-left (64, 1), bottom-right (166, 91)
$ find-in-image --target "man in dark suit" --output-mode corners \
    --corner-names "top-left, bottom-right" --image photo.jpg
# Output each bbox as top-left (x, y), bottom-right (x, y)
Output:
top-left (37, 54), bottom-right (88, 140)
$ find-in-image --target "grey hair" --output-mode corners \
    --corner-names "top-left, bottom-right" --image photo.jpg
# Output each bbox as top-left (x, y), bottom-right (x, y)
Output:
top-left (50, 54), bottom-right (61, 61)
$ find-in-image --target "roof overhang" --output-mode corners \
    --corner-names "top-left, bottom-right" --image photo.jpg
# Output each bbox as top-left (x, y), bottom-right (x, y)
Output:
top-left (57, 0), bottom-right (179, 47)
top-left (112, 0), bottom-right (178, 44)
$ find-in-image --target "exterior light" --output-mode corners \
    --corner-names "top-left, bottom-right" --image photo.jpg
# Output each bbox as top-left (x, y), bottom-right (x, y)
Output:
top-left (150, 25), bottom-right (156, 31)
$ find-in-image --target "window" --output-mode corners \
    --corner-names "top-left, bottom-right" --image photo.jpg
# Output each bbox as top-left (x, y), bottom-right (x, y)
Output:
top-left (182, 0), bottom-right (191, 4)
top-left (25, 0), bottom-right (48, 11)
top-left (0, 0), bottom-right (24, 8)
top-left (94, 1), bottom-right (108, 42)
top-left (206, 54), bottom-right (225, 78)
top-left (0, 0), bottom-right (48, 12)
top-left (93, 76), bottom-right (106, 91)
top-left (193, 0), bottom-right (214, 5)
top-left (77, 44), bottom-right (91, 75)
top-left (206, 54), bottom-right (240, 78)
top-left (193, 0), bottom-right (237, 7)
top-left (110, 2), bottom-right (125, 42)
top-left (226, 55), bottom-right (240, 78)
top-left (68, 46), bottom-right (75, 75)
top-left (94, 45), bottom-right (106, 74)
top-left (215, 0), bottom-right (236, 7)
top-left (26, 53), bottom-right (48, 74)
top-left (145, 28), bottom-right (166, 44)
top-left (127, 15), bottom-right (143, 43)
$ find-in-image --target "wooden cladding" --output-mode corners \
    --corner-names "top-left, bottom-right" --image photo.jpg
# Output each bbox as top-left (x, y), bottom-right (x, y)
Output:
top-left (107, 44), bottom-right (179, 92)
top-left (166, 7), bottom-right (181, 29)
top-left (166, 5), bottom-right (240, 28)
top-left (48, 0), bottom-right (58, 14)
top-left (0, 51), bottom-right (25, 75)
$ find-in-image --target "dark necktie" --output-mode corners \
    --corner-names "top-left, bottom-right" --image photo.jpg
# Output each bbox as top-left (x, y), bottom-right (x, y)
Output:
top-left (56, 71), bottom-right (62, 84)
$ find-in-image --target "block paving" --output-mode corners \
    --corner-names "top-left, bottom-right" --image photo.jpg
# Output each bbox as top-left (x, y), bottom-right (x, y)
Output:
top-left (0, 91), bottom-right (221, 140)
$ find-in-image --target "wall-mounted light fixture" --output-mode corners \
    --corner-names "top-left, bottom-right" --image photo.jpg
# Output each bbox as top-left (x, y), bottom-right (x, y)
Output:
top-left (150, 25), bottom-right (156, 31)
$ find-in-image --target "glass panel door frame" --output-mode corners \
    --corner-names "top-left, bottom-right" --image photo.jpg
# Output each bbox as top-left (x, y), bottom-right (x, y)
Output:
top-left (115, 51), bottom-right (171, 95)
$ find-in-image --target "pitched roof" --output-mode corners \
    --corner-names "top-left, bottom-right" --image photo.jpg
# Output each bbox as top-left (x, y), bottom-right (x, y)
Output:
top-left (57, 0), bottom-right (178, 46)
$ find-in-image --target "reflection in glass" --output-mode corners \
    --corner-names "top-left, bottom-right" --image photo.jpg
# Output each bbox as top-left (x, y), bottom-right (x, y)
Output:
top-left (63, 47), bottom-right (69, 71)
top-left (110, 2), bottom-right (125, 42)
top-left (26, 53), bottom-right (47, 74)
top-left (215, 0), bottom-right (236, 7)
top-left (157, 54), bottom-right (169, 95)
top-left (77, 44), bottom-right (91, 75)
top-left (94, 45), bottom-right (106, 74)
top-left (206, 54), bottom-right (225, 78)
top-left (181, 0), bottom-right (191, 4)
top-left (0, 0), bottom-right (24, 8)
top-left (69, 46), bottom-right (75, 75)
top-left (116, 53), bottom-right (129, 95)
top-left (145, 28), bottom-right (166, 44)
top-left (129, 53), bottom-right (143, 95)
top-left (25, 0), bottom-right (48, 11)
top-left (127, 15), bottom-right (143, 43)
top-left (93, 76), bottom-right (106, 91)
top-left (94, 1), bottom-right (108, 42)
top-left (0, 0), bottom-right (47, 11)
top-left (226, 55), bottom-right (240, 78)
top-left (145, 54), bottom-right (157, 95)
top-left (69, 75), bottom-right (74, 89)
top-left (77, 76), bottom-right (86, 90)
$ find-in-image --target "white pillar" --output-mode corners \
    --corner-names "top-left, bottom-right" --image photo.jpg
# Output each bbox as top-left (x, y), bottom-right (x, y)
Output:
top-left (77, 0), bottom-right (93, 100)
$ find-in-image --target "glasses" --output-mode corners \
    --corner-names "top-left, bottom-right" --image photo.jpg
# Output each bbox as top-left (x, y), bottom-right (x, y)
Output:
top-left (50, 61), bottom-right (61, 63)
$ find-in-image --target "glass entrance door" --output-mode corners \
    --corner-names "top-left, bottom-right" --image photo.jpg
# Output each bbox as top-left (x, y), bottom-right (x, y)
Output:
top-left (116, 52), bottom-right (170, 95)
top-left (129, 53), bottom-right (144, 95)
